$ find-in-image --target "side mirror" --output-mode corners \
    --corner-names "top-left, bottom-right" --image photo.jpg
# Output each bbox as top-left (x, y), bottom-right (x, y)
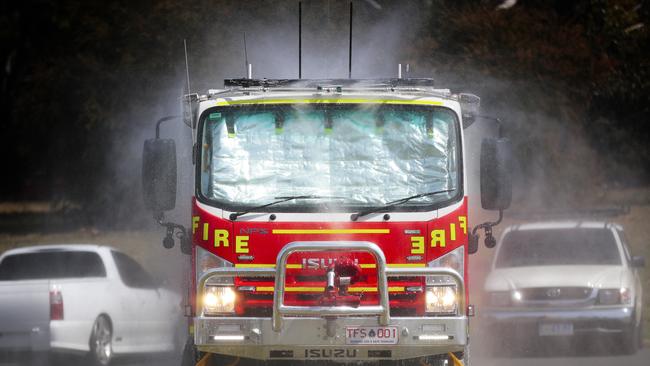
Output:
top-left (631, 256), bottom-right (645, 268)
top-left (480, 138), bottom-right (512, 211)
top-left (468, 233), bottom-right (479, 254)
top-left (142, 138), bottom-right (177, 212)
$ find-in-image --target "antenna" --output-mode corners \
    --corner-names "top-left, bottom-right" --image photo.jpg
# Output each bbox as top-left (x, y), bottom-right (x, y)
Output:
top-left (348, 1), bottom-right (353, 79)
top-left (298, 1), bottom-right (302, 79)
top-left (183, 39), bottom-right (193, 128)
top-left (243, 32), bottom-right (249, 78)
top-left (183, 39), bottom-right (192, 94)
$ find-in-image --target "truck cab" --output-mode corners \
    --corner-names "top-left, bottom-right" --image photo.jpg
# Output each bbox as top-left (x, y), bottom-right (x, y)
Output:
top-left (142, 78), bottom-right (512, 365)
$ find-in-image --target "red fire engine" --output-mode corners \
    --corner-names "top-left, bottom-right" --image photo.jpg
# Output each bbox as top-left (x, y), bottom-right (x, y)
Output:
top-left (142, 75), bottom-right (511, 366)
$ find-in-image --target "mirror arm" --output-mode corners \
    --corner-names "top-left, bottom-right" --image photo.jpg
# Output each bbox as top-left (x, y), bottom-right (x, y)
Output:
top-left (478, 115), bottom-right (503, 138)
top-left (155, 115), bottom-right (181, 139)
top-left (471, 209), bottom-right (504, 249)
top-left (154, 211), bottom-right (192, 254)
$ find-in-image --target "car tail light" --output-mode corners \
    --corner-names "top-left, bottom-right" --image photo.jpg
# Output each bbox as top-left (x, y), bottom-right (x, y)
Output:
top-left (50, 289), bottom-right (64, 320)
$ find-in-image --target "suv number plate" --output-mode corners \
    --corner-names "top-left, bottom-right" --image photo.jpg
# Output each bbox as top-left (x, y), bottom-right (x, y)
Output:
top-left (345, 326), bottom-right (399, 345)
top-left (539, 322), bottom-right (573, 336)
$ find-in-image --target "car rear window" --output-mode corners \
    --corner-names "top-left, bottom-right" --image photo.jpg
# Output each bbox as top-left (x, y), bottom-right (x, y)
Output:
top-left (0, 250), bottom-right (107, 280)
top-left (495, 228), bottom-right (621, 268)
top-left (111, 251), bottom-right (156, 289)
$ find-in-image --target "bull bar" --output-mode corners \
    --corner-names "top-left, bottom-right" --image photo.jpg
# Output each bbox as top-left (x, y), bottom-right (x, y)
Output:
top-left (195, 241), bottom-right (467, 360)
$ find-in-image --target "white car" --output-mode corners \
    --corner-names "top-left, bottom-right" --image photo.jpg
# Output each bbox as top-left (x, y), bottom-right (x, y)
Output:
top-left (0, 244), bottom-right (182, 365)
top-left (482, 221), bottom-right (644, 355)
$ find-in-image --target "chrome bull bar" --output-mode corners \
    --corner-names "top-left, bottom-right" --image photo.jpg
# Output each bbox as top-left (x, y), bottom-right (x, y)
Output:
top-left (197, 241), bottom-right (465, 332)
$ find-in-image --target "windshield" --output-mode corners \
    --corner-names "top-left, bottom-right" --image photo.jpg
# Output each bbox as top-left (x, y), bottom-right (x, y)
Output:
top-left (199, 103), bottom-right (460, 211)
top-left (495, 228), bottom-right (621, 268)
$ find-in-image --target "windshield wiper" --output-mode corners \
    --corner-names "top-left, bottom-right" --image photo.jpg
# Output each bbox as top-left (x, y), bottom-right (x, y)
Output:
top-left (229, 195), bottom-right (344, 221)
top-left (350, 189), bottom-right (455, 221)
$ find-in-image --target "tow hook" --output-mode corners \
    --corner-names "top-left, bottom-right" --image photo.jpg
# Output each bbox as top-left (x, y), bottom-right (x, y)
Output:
top-left (319, 257), bottom-right (362, 308)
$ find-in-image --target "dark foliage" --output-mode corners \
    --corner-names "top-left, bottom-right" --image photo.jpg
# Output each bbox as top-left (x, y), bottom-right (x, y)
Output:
top-left (0, 0), bottom-right (648, 224)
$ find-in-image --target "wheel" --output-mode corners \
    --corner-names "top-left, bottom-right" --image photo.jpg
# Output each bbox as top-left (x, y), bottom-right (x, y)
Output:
top-left (180, 336), bottom-right (200, 366)
top-left (89, 316), bottom-right (113, 366)
top-left (619, 322), bottom-right (640, 355)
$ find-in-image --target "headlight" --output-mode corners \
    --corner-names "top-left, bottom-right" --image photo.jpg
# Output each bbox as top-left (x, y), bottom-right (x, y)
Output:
top-left (203, 285), bottom-right (236, 314)
top-left (425, 286), bottom-right (457, 314)
top-left (489, 291), bottom-right (511, 307)
top-left (598, 288), bottom-right (630, 305)
top-left (427, 246), bottom-right (464, 285)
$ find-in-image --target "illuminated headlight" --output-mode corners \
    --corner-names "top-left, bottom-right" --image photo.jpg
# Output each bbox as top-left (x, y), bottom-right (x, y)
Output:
top-left (427, 246), bottom-right (464, 285)
top-left (203, 285), bottom-right (236, 314)
top-left (598, 288), bottom-right (630, 305)
top-left (425, 286), bottom-right (457, 314)
top-left (489, 291), bottom-right (511, 307)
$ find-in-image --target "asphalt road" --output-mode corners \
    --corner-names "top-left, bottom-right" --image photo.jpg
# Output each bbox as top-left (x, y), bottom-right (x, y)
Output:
top-left (477, 348), bottom-right (650, 366)
top-left (2, 349), bottom-right (648, 366)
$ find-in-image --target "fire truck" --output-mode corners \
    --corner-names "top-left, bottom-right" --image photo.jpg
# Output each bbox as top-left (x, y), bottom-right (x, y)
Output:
top-left (142, 76), bottom-right (512, 366)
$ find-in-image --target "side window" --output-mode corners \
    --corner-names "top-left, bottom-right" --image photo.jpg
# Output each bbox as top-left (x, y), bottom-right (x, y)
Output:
top-left (111, 251), bottom-right (156, 289)
top-left (0, 251), bottom-right (106, 280)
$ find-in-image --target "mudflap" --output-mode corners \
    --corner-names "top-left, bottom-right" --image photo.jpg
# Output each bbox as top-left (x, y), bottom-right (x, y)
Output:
top-left (449, 351), bottom-right (464, 366)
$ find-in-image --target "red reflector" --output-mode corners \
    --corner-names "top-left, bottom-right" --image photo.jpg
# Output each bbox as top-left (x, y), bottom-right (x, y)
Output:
top-left (50, 289), bottom-right (64, 320)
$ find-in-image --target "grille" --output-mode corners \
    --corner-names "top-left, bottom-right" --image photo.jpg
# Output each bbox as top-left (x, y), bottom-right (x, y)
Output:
top-left (520, 287), bottom-right (593, 301)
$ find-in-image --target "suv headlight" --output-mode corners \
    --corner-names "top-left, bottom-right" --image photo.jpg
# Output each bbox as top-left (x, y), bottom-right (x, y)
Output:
top-left (598, 288), bottom-right (630, 305)
top-left (489, 291), bottom-right (511, 307)
top-left (425, 285), bottom-right (457, 314)
top-left (203, 285), bottom-right (236, 314)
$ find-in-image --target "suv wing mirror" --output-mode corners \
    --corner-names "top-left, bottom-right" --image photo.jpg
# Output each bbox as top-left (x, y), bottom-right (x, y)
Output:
top-left (631, 255), bottom-right (645, 268)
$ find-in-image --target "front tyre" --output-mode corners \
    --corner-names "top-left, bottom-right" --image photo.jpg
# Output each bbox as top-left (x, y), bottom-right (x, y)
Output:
top-left (88, 315), bottom-right (113, 366)
top-left (180, 336), bottom-right (200, 366)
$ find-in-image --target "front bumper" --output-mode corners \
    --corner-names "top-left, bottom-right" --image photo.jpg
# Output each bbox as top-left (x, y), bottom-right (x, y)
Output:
top-left (195, 316), bottom-right (467, 360)
top-left (195, 241), bottom-right (468, 361)
top-left (482, 306), bottom-right (634, 336)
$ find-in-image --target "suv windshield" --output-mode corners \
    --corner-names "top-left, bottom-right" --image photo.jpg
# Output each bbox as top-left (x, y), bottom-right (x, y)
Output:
top-left (199, 103), bottom-right (460, 211)
top-left (495, 228), bottom-right (621, 268)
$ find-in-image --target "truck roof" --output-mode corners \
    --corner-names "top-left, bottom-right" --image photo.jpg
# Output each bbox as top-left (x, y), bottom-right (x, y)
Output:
top-left (199, 78), bottom-right (459, 103)
top-left (504, 220), bottom-right (623, 232)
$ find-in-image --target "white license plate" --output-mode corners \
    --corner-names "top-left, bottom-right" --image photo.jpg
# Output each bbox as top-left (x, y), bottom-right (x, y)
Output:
top-left (538, 322), bottom-right (573, 336)
top-left (345, 326), bottom-right (399, 345)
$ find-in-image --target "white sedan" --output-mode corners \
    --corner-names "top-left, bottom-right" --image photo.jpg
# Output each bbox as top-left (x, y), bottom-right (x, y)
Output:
top-left (481, 221), bottom-right (644, 355)
top-left (0, 244), bottom-right (182, 365)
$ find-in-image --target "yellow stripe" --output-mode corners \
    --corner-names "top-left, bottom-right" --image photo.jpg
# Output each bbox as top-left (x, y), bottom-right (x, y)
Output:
top-left (256, 286), bottom-right (325, 292)
top-left (359, 264), bottom-right (377, 269)
top-left (234, 264), bottom-right (275, 268)
top-left (286, 264), bottom-right (302, 269)
top-left (215, 99), bottom-right (444, 107)
top-left (255, 287), bottom-right (275, 292)
top-left (255, 286), bottom-right (406, 293)
top-left (272, 229), bottom-right (389, 234)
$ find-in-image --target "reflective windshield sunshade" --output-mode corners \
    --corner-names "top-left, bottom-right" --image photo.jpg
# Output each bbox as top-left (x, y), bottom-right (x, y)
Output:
top-left (200, 104), bottom-right (460, 210)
